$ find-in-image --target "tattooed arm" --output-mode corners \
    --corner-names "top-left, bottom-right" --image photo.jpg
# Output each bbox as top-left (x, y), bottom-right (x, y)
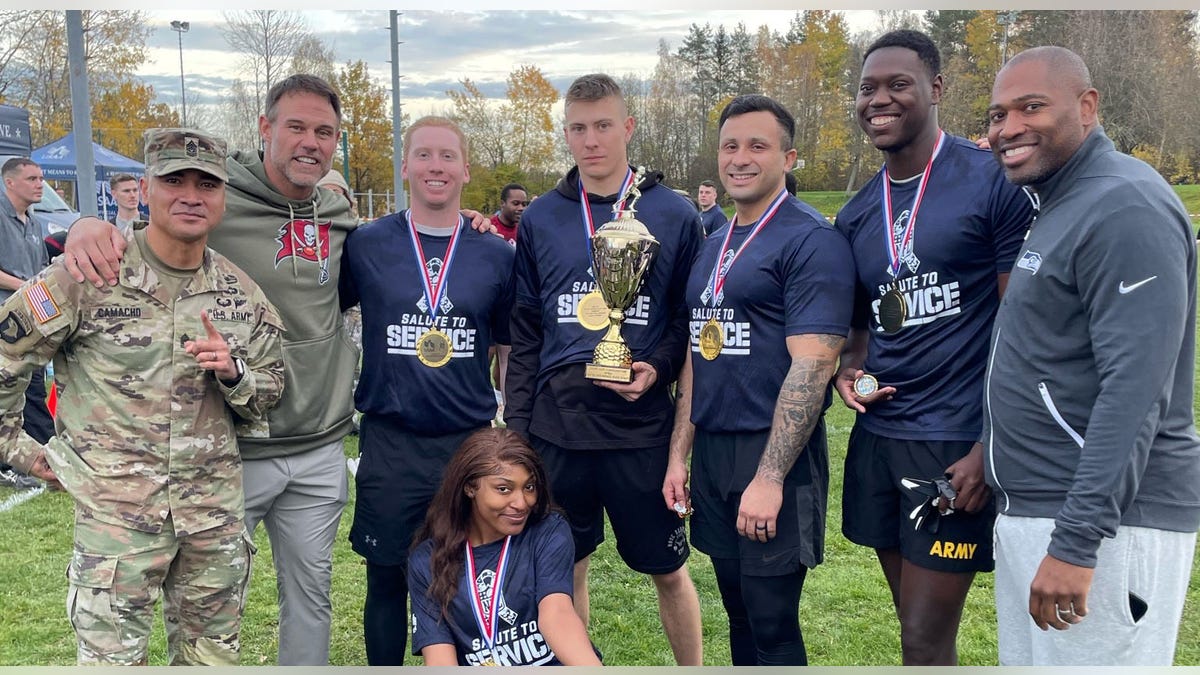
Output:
top-left (737, 333), bottom-right (845, 542)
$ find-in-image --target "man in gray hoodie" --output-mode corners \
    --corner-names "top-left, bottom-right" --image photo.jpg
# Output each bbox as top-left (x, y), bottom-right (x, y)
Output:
top-left (983, 46), bottom-right (1200, 665)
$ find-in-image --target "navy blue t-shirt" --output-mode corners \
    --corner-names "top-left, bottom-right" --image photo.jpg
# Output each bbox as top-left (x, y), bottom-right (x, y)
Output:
top-left (513, 170), bottom-right (701, 390)
top-left (408, 513), bottom-right (575, 666)
top-left (342, 212), bottom-right (514, 435)
top-left (688, 197), bottom-right (855, 433)
top-left (835, 134), bottom-right (1032, 441)
top-left (700, 205), bottom-right (729, 237)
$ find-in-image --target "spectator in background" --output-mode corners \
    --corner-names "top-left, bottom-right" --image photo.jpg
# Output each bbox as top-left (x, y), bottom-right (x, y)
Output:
top-left (697, 179), bottom-right (728, 236)
top-left (490, 182), bottom-right (527, 243)
top-left (108, 173), bottom-right (141, 235)
top-left (0, 157), bottom-right (53, 489)
top-left (319, 169), bottom-right (355, 214)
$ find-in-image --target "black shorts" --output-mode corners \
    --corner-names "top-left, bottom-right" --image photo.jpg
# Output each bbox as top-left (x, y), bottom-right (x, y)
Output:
top-left (350, 416), bottom-right (483, 566)
top-left (689, 427), bottom-right (828, 576)
top-left (841, 424), bottom-right (995, 573)
top-left (533, 437), bottom-right (689, 575)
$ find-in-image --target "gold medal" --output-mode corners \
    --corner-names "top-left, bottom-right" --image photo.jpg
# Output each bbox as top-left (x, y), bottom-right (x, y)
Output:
top-left (480, 659), bottom-right (499, 666)
top-left (878, 288), bottom-right (908, 334)
top-left (576, 290), bottom-right (609, 331)
top-left (698, 317), bottom-right (723, 360)
top-left (416, 327), bottom-right (453, 368)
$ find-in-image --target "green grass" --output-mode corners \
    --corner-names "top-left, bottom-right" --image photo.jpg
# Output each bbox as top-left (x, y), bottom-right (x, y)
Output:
top-left (1174, 184), bottom-right (1200, 219)
top-left (4, 265), bottom-right (1200, 664)
top-left (792, 186), bottom-right (1200, 224)
top-left (3, 400), bottom-right (1198, 665)
top-left (795, 190), bottom-right (853, 219)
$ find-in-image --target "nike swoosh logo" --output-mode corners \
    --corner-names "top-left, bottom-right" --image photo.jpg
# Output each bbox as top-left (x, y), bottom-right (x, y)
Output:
top-left (1118, 276), bottom-right (1158, 294)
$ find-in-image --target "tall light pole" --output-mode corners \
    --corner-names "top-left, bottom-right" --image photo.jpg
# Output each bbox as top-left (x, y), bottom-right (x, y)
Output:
top-left (997, 11), bottom-right (1018, 66)
top-left (170, 20), bottom-right (189, 126)
top-left (389, 10), bottom-right (407, 211)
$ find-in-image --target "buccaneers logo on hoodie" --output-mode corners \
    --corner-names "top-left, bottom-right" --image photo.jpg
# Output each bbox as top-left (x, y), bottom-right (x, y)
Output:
top-left (275, 219), bottom-right (332, 284)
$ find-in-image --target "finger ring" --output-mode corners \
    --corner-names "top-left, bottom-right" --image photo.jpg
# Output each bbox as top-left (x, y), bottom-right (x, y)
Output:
top-left (1056, 606), bottom-right (1074, 617)
top-left (755, 524), bottom-right (767, 530)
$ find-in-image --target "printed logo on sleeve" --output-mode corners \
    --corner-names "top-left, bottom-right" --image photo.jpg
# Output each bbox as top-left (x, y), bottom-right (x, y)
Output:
top-left (1016, 250), bottom-right (1042, 275)
top-left (0, 311), bottom-right (31, 343)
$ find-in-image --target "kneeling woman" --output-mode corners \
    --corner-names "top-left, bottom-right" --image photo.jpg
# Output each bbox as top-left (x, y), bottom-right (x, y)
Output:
top-left (408, 428), bottom-right (602, 666)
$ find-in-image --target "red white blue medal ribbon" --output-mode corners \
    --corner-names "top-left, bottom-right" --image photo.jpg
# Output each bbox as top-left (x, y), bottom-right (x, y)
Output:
top-left (706, 188), bottom-right (789, 307)
top-left (406, 210), bottom-right (464, 322)
top-left (881, 129), bottom-right (944, 279)
top-left (579, 167), bottom-right (635, 274)
top-left (465, 536), bottom-right (513, 661)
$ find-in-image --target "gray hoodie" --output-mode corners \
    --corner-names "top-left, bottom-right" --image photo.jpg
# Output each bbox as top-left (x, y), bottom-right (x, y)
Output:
top-left (214, 150), bottom-right (359, 460)
top-left (983, 128), bottom-right (1200, 567)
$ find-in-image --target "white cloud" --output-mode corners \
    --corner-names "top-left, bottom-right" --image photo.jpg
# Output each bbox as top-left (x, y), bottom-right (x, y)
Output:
top-left (138, 9), bottom-right (883, 118)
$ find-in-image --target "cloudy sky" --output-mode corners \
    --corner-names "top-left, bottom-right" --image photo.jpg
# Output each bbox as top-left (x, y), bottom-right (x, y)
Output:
top-left (137, 10), bottom-right (886, 118)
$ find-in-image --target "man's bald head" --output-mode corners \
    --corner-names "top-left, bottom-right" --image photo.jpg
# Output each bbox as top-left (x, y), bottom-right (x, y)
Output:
top-left (1004, 46), bottom-right (1093, 97)
top-left (987, 46), bottom-right (1100, 185)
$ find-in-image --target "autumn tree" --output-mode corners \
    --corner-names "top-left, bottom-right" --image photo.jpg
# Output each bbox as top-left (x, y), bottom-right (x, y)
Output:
top-left (447, 79), bottom-right (508, 168)
top-left (937, 10), bottom-right (1003, 139)
top-left (290, 34), bottom-right (338, 86)
top-left (923, 10), bottom-right (976, 61)
top-left (631, 40), bottom-right (694, 188)
top-left (750, 12), bottom-right (856, 191)
top-left (91, 81), bottom-right (179, 160)
top-left (504, 65), bottom-right (558, 175)
top-left (221, 80), bottom-right (263, 153)
top-left (0, 11), bottom-right (151, 144)
top-left (334, 60), bottom-right (393, 215)
top-left (0, 12), bottom-right (42, 101)
top-left (444, 65), bottom-right (563, 211)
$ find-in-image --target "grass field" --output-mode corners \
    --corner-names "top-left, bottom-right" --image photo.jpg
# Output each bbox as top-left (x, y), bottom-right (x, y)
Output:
top-left (2, 393), bottom-right (1198, 665)
top-left (2, 191), bottom-right (1199, 664)
top-left (794, 185), bottom-right (1200, 222)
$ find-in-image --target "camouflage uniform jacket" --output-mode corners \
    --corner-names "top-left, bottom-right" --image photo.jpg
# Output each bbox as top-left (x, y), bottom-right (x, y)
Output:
top-left (0, 226), bottom-right (286, 536)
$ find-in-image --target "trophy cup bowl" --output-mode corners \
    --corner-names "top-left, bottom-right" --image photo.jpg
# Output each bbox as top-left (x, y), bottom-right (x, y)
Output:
top-left (585, 214), bottom-right (660, 383)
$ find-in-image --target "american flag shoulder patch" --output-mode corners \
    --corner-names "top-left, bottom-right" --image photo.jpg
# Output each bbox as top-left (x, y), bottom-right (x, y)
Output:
top-left (25, 280), bottom-right (61, 324)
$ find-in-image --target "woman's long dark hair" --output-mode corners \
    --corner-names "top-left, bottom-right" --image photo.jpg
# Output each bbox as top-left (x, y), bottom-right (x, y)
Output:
top-left (412, 427), bottom-right (554, 620)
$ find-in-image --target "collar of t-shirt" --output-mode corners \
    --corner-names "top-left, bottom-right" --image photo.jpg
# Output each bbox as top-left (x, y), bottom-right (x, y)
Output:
top-left (413, 221), bottom-right (456, 238)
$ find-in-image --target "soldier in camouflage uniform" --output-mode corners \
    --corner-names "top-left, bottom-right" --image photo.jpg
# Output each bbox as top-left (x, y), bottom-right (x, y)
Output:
top-left (0, 128), bottom-right (286, 665)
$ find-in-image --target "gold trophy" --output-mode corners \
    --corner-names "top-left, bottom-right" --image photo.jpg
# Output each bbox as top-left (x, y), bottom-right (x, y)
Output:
top-left (584, 166), bottom-right (660, 383)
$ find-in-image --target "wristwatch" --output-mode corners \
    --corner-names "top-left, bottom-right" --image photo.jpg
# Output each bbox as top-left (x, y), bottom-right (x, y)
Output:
top-left (219, 357), bottom-right (246, 387)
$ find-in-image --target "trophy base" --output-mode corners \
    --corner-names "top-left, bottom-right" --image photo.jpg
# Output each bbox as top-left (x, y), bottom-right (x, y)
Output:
top-left (585, 363), bottom-right (633, 383)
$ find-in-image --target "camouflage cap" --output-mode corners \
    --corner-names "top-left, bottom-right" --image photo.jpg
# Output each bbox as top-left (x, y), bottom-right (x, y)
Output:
top-left (143, 128), bottom-right (228, 182)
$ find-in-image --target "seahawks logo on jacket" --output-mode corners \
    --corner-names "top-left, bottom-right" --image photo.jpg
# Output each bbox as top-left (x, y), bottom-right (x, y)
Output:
top-left (1017, 250), bottom-right (1042, 275)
